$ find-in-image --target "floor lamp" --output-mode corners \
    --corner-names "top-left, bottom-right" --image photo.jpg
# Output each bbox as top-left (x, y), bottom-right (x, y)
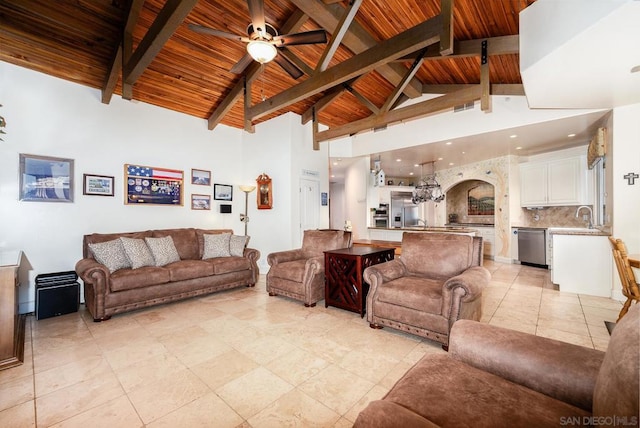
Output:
top-left (239, 185), bottom-right (256, 236)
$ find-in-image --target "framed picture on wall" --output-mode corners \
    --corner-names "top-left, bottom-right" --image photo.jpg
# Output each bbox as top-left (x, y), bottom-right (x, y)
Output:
top-left (83, 174), bottom-right (114, 196)
top-left (124, 164), bottom-right (183, 206)
top-left (19, 153), bottom-right (74, 202)
top-left (213, 183), bottom-right (233, 201)
top-left (191, 194), bottom-right (211, 210)
top-left (191, 169), bottom-right (211, 186)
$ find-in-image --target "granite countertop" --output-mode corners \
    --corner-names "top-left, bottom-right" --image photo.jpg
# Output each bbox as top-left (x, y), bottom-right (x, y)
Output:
top-left (368, 226), bottom-right (478, 233)
top-left (546, 227), bottom-right (610, 236)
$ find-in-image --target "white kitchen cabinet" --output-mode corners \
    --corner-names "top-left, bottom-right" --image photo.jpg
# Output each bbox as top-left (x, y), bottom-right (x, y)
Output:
top-left (551, 234), bottom-right (612, 297)
top-left (520, 153), bottom-right (592, 207)
top-left (474, 226), bottom-right (495, 258)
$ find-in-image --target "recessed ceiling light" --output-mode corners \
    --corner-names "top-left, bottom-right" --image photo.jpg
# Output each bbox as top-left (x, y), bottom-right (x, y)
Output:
top-left (438, 157), bottom-right (443, 161)
top-left (332, 162), bottom-right (338, 166)
top-left (462, 151), bottom-right (466, 154)
top-left (515, 146), bottom-right (522, 150)
top-left (409, 172), bottom-right (414, 176)
top-left (396, 158), bottom-right (402, 162)
top-left (631, 65), bottom-right (640, 73)
top-left (331, 174), bottom-right (335, 178)
top-left (449, 162), bottom-right (454, 166)
top-left (510, 134), bottom-right (518, 139)
top-left (445, 142), bottom-right (452, 145)
top-left (568, 133), bottom-right (576, 138)
top-left (414, 164), bottom-right (419, 167)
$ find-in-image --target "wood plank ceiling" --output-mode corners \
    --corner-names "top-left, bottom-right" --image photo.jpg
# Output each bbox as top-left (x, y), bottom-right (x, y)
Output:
top-left (0, 0), bottom-right (535, 143)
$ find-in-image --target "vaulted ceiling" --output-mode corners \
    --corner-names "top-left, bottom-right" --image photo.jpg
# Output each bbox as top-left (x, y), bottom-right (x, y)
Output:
top-left (0, 0), bottom-right (534, 143)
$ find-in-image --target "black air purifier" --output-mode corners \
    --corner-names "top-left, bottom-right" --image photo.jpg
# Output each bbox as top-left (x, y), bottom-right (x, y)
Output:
top-left (35, 271), bottom-right (80, 320)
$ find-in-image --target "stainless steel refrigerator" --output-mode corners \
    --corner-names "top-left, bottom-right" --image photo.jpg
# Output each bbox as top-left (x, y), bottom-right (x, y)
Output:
top-left (390, 191), bottom-right (419, 228)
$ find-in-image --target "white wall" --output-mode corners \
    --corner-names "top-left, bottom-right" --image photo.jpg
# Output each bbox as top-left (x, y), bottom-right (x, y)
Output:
top-left (0, 62), bottom-right (329, 312)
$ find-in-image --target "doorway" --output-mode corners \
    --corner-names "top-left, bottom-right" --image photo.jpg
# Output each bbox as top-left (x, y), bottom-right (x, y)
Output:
top-left (300, 178), bottom-right (320, 242)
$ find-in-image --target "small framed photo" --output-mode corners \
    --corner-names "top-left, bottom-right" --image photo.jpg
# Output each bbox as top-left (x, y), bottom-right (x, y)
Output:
top-left (191, 169), bottom-right (211, 186)
top-left (83, 174), bottom-right (114, 196)
top-left (19, 153), bottom-right (74, 202)
top-left (214, 183), bottom-right (233, 201)
top-left (191, 194), bottom-right (211, 210)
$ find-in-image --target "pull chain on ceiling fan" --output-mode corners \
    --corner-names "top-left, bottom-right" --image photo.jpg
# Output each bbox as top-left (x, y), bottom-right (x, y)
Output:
top-left (189, 0), bottom-right (327, 79)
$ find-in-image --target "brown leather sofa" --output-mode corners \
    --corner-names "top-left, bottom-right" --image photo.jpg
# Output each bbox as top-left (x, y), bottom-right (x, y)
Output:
top-left (364, 232), bottom-right (490, 348)
top-left (76, 228), bottom-right (260, 321)
top-left (355, 303), bottom-right (640, 428)
top-left (266, 229), bottom-right (352, 307)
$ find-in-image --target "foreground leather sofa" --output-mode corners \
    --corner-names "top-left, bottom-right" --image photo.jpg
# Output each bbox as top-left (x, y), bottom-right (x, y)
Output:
top-left (76, 228), bottom-right (259, 321)
top-left (355, 303), bottom-right (640, 428)
top-left (364, 233), bottom-right (490, 348)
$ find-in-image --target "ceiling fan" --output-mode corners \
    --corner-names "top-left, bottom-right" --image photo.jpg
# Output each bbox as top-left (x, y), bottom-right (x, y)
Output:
top-left (189, 0), bottom-right (327, 79)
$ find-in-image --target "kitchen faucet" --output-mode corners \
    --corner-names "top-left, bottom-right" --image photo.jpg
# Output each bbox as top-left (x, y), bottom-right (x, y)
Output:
top-left (575, 205), bottom-right (594, 229)
top-left (417, 218), bottom-right (428, 229)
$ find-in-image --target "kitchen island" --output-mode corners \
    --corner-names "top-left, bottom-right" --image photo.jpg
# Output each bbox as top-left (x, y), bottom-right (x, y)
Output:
top-left (362, 227), bottom-right (479, 254)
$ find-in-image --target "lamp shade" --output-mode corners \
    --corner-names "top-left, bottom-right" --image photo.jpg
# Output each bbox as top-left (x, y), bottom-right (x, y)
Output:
top-left (239, 185), bottom-right (256, 193)
top-left (246, 40), bottom-right (277, 64)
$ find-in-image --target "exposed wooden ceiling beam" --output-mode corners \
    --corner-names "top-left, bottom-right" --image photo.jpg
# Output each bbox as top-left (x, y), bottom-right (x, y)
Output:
top-left (102, 0), bottom-right (144, 103)
top-left (316, 0), bottom-right (362, 72)
top-left (392, 35), bottom-right (519, 62)
top-left (480, 40), bottom-right (491, 112)
top-left (290, 0), bottom-right (423, 99)
top-left (316, 85), bottom-right (482, 142)
top-left (248, 15), bottom-right (442, 122)
top-left (381, 49), bottom-right (426, 113)
top-left (440, 0), bottom-right (454, 55)
top-left (123, 0), bottom-right (198, 85)
top-left (422, 84), bottom-right (525, 96)
top-left (345, 84), bottom-right (380, 115)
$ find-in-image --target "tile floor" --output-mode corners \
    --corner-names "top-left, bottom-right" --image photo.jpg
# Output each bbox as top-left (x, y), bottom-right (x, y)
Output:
top-left (0, 260), bottom-right (622, 427)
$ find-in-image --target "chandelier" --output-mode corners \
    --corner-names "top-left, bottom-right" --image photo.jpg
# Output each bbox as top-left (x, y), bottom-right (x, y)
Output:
top-left (412, 162), bottom-right (445, 204)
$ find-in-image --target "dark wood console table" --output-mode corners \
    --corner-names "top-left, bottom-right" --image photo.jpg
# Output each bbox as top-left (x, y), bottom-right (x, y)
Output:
top-left (324, 246), bottom-right (394, 317)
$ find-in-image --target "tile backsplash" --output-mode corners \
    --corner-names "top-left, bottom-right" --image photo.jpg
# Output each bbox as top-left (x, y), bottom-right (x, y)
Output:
top-left (517, 206), bottom-right (593, 228)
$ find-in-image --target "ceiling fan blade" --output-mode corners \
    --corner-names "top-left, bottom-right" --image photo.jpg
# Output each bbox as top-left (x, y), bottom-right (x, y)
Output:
top-left (188, 24), bottom-right (250, 42)
top-left (273, 53), bottom-right (303, 80)
top-left (272, 30), bottom-right (328, 47)
top-left (230, 53), bottom-right (254, 75)
top-left (246, 0), bottom-right (267, 36)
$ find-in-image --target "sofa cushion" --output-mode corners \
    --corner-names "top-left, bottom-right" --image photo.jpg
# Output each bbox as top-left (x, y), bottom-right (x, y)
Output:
top-left (146, 236), bottom-right (181, 266)
top-left (120, 237), bottom-right (155, 269)
top-left (152, 228), bottom-right (198, 260)
top-left (401, 233), bottom-right (474, 279)
top-left (302, 230), bottom-right (345, 257)
top-left (165, 260), bottom-right (214, 282)
top-left (269, 259), bottom-right (307, 283)
top-left (88, 239), bottom-right (131, 273)
top-left (208, 257), bottom-right (251, 275)
top-left (83, 230), bottom-right (153, 259)
top-left (376, 276), bottom-right (443, 314)
top-left (230, 235), bottom-right (249, 257)
top-left (380, 354), bottom-right (589, 427)
top-left (110, 266), bottom-right (171, 292)
top-left (593, 303), bottom-right (639, 420)
top-left (203, 233), bottom-right (231, 258)
top-left (195, 229), bottom-right (234, 259)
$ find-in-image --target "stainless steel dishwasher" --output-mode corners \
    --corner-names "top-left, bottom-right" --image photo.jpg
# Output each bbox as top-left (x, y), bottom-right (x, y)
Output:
top-left (517, 228), bottom-right (547, 267)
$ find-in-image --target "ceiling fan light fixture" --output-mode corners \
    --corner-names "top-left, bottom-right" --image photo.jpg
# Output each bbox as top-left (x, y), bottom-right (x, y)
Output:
top-left (247, 40), bottom-right (277, 64)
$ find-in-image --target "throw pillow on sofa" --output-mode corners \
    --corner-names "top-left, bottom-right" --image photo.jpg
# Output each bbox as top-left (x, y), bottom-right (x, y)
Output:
top-left (145, 236), bottom-right (181, 266)
top-left (203, 233), bottom-right (232, 258)
top-left (120, 237), bottom-right (155, 269)
top-left (88, 239), bottom-right (131, 273)
top-left (229, 235), bottom-right (249, 257)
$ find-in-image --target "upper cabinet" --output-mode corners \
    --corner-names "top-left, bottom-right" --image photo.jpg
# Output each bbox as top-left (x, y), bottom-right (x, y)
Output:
top-left (520, 148), bottom-right (593, 207)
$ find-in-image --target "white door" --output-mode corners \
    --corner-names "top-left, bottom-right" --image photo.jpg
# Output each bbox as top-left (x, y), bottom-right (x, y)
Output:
top-left (300, 178), bottom-right (320, 239)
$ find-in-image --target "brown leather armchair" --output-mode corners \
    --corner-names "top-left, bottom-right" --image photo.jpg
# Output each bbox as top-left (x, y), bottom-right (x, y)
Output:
top-left (363, 232), bottom-right (490, 348)
top-left (267, 229), bottom-right (352, 307)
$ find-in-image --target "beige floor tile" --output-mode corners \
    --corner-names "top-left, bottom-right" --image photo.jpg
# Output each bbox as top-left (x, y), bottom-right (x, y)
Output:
top-left (0, 375), bottom-right (34, 412)
top-left (0, 350), bottom-right (33, 386)
top-left (247, 389), bottom-right (340, 428)
top-left (36, 372), bottom-right (124, 427)
top-left (378, 360), bottom-right (415, 390)
top-left (232, 334), bottom-right (299, 365)
top-left (535, 317), bottom-right (590, 337)
top-left (337, 349), bottom-right (400, 384)
top-left (48, 395), bottom-right (143, 428)
top-left (298, 364), bottom-right (375, 415)
top-left (488, 316), bottom-right (537, 335)
top-left (35, 355), bottom-right (112, 397)
top-left (114, 353), bottom-right (187, 393)
top-left (0, 400), bottom-right (35, 428)
top-left (265, 347), bottom-right (330, 386)
top-left (343, 385), bottom-right (388, 423)
top-left (535, 326), bottom-right (595, 348)
top-left (147, 391), bottom-right (243, 428)
top-left (160, 329), bottom-right (232, 367)
top-left (579, 295), bottom-right (623, 311)
top-left (32, 341), bottom-right (103, 374)
top-left (582, 306), bottom-right (620, 326)
top-left (215, 367), bottom-right (294, 419)
top-left (190, 349), bottom-right (259, 391)
top-left (102, 336), bottom-right (168, 371)
top-left (127, 368), bottom-right (211, 424)
top-left (334, 417), bottom-right (355, 427)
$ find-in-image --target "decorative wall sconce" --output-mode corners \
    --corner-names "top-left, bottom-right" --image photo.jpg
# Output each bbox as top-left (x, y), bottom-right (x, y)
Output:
top-left (256, 173), bottom-right (273, 209)
top-left (239, 185), bottom-right (256, 236)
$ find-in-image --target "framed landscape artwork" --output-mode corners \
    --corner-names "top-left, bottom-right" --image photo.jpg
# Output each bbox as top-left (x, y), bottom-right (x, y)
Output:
top-left (213, 183), bottom-right (233, 201)
top-left (83, 174), bottom-right (114, 196)
top-left (191, 194), bottom-right (211, 210)
top-left (191, 169), bottom-right (211, 186)
top-left (124, 164), bottom-right (183, 206)
top-left (19, 153), bottom-right (74, 202)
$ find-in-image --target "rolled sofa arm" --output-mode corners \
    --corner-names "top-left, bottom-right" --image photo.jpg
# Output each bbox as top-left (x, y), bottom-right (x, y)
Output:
top-left (449, 320), bottom-right (605, 412)
top-left (267, 248), bottom-right (305, 266)
top-left (75, 258), bottom-right (110, 320)
top-left (244, 248), bottom-right (261, 283)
